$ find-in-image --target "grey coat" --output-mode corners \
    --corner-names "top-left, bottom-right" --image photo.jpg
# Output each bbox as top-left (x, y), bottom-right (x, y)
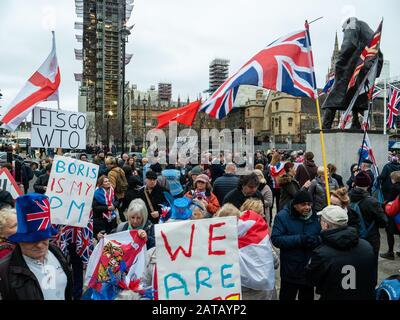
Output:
top-left (307, 176), bottom-right (339, 212)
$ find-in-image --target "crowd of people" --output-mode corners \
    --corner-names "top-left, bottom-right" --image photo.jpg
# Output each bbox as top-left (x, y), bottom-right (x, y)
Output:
top-left (0, 147), bottom-right (400, 300)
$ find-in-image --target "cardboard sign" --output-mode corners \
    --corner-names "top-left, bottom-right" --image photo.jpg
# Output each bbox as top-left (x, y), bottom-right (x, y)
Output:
top-left (155, 217), bottom-right (241, 300)
top-left (31, 107), bottom-right (87, 149)
top-left (46, 155), bottom-right (98, 227)
top-left (0, 168), bottom-right (23, 199)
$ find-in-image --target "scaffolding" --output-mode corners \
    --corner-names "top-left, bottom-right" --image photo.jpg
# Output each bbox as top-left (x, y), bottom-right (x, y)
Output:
top-left (209, 58), bottom-right (230, 94)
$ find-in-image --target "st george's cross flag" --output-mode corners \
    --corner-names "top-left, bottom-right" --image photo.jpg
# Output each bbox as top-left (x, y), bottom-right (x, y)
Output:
top-left (0, 32), bottom-right (60, 131)
top-left (238, 210), bottom-right (275, 291)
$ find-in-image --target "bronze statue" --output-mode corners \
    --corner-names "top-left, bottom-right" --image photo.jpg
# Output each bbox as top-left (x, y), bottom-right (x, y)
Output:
top-left (322, 17), bottom-right (383, 129)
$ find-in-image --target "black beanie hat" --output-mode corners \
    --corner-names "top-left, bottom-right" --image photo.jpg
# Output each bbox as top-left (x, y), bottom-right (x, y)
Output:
top-left (292, 190), bottom-right (313, 205)
top-left (354, 170), bottom-right (371, 187)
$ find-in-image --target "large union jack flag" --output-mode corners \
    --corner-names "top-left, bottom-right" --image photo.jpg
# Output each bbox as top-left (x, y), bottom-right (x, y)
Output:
top-left (26, 198), bottom-right (51, 231)
top-left (200, 26), bottom-right (317, 119)
top-left (387, 85), bottom-right (400, 129)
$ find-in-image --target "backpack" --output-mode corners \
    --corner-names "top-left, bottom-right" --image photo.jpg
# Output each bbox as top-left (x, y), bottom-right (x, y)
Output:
top-left (349, 200), bottom-right (375, 239)
top-left (115, 169), bottom-right (128, 195)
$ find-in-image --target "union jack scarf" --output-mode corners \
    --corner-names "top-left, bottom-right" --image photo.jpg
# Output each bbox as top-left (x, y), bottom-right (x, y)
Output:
top-left (269, 162), bottom-right (286, 189)
top-left (94, 186), bottom-right (117, 222)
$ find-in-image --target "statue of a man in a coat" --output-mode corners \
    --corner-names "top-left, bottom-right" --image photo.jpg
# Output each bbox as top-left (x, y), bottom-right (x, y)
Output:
top-left (322, 17), bottom-right (383, 129)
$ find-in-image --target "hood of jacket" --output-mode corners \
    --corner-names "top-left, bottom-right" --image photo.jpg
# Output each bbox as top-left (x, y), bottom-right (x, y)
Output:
top-left (304, 159), bottom-right (316, 168)
top-left (321, 226), bottom-right (359, 250)
top-left (349, 187), bottom-right (369, 202)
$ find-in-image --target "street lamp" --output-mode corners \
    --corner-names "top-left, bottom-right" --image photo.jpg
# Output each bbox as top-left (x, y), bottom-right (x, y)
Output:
top-left (120, 26), bottom-right (131, 154)
top-left (142, 97), bottom-right (147, 149)
top-left (106, 110), bottom-right (113, 152)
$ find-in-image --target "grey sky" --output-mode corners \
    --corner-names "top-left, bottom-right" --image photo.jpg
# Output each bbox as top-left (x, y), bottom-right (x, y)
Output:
top-left (0, 0), bottom-right (399, 112)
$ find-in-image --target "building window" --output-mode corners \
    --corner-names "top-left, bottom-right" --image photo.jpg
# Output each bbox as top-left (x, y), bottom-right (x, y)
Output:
top-left (288, 117), bottom-right (293, 127)
top-left (275, 102), bottom-right (279, 111)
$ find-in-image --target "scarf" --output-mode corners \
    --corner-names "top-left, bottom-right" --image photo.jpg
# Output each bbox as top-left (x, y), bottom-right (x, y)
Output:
top-left (94, 187), bottom-right (117, 222)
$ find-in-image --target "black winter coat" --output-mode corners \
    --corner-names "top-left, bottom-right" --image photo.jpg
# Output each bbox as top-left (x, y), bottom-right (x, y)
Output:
top-left (378, 162), bottom-right (400, 200)
top-left (212, 174), bottom-right (239, 205)
top-left (138, 184), bottom-right (167, 224)
top-left (33, 173), bottom-right (49, 194)
top-left (305, 226), bottom-right (377, 299)
top-left (92, 197), bottom-right (119, 237)
top-left (349, 188), bottom-right (388, 255)
top-left (223, 189), bottom-right (264, 210)
top-left (0, 245), bottom-right (73, 300)
top-left (121, 175), bottom-right (143, 213)
top-left (271, 203), bottom-right (321, 286)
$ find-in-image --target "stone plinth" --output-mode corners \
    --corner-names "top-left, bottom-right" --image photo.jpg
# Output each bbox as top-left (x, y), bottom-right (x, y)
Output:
top-left (306, 130), bottom-right (388, 181)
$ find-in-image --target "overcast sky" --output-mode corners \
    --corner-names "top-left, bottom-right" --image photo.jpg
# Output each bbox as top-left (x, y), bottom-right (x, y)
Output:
top-left (0, 0), bottom-right (399, 112)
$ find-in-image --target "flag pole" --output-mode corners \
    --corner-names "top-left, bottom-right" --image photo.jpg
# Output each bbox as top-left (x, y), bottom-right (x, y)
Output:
top-left (305, 20), bottom-right (331, 205)
top-left (384, 78), bottom-right (387, 135)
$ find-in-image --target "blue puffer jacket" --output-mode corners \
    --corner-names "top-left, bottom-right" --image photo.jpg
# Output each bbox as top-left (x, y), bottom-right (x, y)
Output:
top-left (271, 202), bottom-right (321, 286)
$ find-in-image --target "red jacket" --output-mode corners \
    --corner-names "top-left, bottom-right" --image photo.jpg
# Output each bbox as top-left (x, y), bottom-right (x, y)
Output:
top-left (185, 190), bottom-right (220, 216)
top-left (385, 196), bottom-right (400, 232)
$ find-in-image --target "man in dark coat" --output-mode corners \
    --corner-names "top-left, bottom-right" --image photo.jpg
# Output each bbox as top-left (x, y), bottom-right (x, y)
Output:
top-left (139, 171), bottom-right (167, 224)
top-left (223, 173), bottom-right (264, 210)
top-left (349, 171), bottom-right (387, 261)
top-left (271, 191), bottom-right (321, 300)
top-left (322, 17), bottom-right (383, 129)
top-left (305, 205), bottom-right (377, 300)
top-left (33, 164), bottom-right (51, 194)
top-left (378, 155), bottom-right (400, 201)
top-left (213, 164), bottom-right (239, 205)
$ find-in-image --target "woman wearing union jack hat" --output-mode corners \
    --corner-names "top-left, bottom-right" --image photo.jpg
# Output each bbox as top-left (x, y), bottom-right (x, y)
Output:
top-left (0, 193), bottom-right (73, 300)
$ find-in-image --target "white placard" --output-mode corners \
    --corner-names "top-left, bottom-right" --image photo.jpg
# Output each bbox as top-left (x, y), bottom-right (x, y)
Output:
top-left (31, 107), bottom-right (87, 149)
top-left (155, 217), bottom-right (241, 300)
top-left (46, 155), bottom-right (98, 227)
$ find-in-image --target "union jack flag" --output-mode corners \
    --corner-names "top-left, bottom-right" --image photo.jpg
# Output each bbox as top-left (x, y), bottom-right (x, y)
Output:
top-left (200, 25), bottom-right (317, 119)
top-left (387, 85), bottom-right (400, 129)
top-left (54, 212), bottom-right (94, 265)
top-left (371, 86), bottom-right (382, 100)
top-left (76, 215), bottom-right (94, 265)
top-left (348, 21), bottom-right (382, 91)
top-left (360, 132), bottom-right (378, 177)
top-left (26, 198), bottom-right (51, 231)
top-left (319, 72), bottom-right (335, 96)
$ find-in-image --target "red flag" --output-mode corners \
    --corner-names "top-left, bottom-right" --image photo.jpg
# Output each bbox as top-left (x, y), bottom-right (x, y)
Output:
top-left (157, 100), bottom-right (201, 129)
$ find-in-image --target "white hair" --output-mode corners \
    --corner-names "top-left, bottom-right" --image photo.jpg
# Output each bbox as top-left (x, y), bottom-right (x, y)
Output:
top-left (127, 199), bottom-right (148, 228)
top-left (0, 208), bottom-right (16, 236)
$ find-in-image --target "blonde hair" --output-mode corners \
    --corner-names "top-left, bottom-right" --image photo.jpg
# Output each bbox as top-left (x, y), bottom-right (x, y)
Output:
top-left (216, 204), bottom-right (241, 218)
top-left (0, 208), bottom-right (16, 237)
top-left (253, 169), bottom-right (266, 184)
top-left (255, 163), bottom-right (264, 171)
top-left (331, 188), bottom-right (350, 207)
top-left (127, 198), bottom-right (148, 229)
top-left (240, 198), bottom-right (264, 216)
top-left (317, 166), bottom-right (325, 176)
top-left (390, 171), bottom-right (400, 183)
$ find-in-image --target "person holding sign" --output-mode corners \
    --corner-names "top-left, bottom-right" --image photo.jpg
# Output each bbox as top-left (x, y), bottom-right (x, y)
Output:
top-left (93, 176), bottom-right (119, 240)
top-left (115, 198), bottom-right (154, 249)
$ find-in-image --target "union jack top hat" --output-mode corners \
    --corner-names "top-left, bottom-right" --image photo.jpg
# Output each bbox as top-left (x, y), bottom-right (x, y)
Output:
top-left (9, 193), bottom-right (58, 243)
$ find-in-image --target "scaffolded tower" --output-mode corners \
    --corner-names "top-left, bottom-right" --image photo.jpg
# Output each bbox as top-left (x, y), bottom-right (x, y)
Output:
top-left (209, 58), bottom-right (230, 94)
top-left (158, 83), bottom-right (172, 102)
top-left (74, 0), bottom-right (134, 145)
